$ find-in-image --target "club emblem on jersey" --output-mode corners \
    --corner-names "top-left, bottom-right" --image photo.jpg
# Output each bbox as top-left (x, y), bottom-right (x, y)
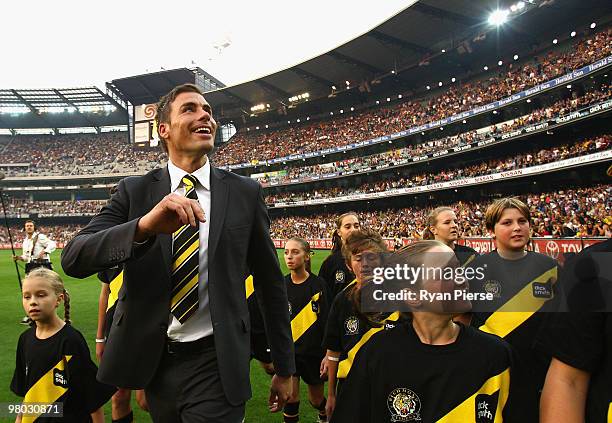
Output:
top-left (387, 388), bottom-right (421, 422)
top-left (344, 316), bottom-right (359, 335)
top-left (483, 280), bottom-right (502, 299)
top-left (475, 391), bottom-right (499, 423)
top-left (335, 270), bottom-right (346, 284)
top-left (311, 300), bottom-right (319, 313)
top-left (288, 302), bottom-right (293, 316)
top-left (53, 368), bottom-right (68, 388)
top-left (385, 321), bottom-right (397, 330)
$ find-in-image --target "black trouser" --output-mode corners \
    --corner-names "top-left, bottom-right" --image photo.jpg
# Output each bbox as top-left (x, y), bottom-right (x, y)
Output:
top-left (25, 261), bottom-right (53, 274)
top-left (145, 336), bottom-right (245, 423)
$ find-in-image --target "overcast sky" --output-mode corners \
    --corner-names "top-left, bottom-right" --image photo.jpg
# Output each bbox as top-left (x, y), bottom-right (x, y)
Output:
top-left (1, 0), bottom-right (414, 90)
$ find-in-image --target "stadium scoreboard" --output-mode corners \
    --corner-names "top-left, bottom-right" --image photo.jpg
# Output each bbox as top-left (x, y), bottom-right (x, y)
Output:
top-left (132, 103), bottom-right (159, 147)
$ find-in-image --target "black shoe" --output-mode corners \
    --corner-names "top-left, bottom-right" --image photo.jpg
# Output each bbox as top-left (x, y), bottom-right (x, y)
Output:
top-left (20, 316), bottom-right (31, 325)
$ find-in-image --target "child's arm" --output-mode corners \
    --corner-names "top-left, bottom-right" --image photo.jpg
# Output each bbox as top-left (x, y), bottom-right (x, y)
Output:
top-left (95, 284), bottom-right (110, 362)
top-left (90, 407), bottom-right (104, 423)
top-left (14, 413), bottom-right (22, 423)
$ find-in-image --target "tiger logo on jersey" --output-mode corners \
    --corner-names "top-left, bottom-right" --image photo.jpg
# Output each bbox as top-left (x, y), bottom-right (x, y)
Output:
top-left (344, 316), bottom-right (359, 335)
top-left (483, 280), bottom-right (502, 299)
top-left (387, 388), bottom-right (421, 422)
top-left (335, 270), bottom-right (346, 284)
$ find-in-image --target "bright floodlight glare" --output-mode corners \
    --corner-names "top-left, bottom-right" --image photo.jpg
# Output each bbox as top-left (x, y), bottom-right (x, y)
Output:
top-left (331, 85), bottom-right (336, 90)
top-left (553, 38), bottom-right (558, 44)
top-left (514, 54), bottom-right (519, 60)
top-left (570, 31), bottom-right (576, 37)
top-left (484, 65), bottom-right (489, 70)
top-left (590, 22), bottom-right (596, 29)
top-left (438, 81), bottom-right (443, 87)
top-left (498, 60), bottom-right (503, 66)
top-left (516, 1), bottom-right (525, 9)
top-left (451, 77), bottom-right (456, 82)
top-left (426, 85), bottom-right (431, 90)
top-left (488, 9), bottom-right (509, 26)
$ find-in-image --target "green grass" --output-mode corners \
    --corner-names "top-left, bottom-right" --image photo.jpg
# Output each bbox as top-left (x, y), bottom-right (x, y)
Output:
top-left (0, 249), bottom-right (330, 422)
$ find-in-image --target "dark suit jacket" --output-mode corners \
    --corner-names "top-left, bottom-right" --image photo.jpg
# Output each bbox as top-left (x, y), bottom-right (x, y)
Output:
top-left (61, 166), bottom-right (295, 405)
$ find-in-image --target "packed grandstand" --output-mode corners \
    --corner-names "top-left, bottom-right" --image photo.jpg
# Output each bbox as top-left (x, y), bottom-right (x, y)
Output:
top-left (0, 8), bottom-right (610, 258)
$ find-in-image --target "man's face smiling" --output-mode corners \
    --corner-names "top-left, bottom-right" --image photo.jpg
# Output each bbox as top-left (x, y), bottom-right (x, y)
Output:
top-left (160, 92), bottom-right (217, 158)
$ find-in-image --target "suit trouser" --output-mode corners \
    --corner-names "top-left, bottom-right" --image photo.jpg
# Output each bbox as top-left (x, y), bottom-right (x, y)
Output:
top-left (145, 336), bottom-right (245, 423)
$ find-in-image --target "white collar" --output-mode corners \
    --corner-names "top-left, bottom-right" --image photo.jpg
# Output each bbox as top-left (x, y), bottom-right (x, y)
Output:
top-left (167, 158), bottom-right (211, 192)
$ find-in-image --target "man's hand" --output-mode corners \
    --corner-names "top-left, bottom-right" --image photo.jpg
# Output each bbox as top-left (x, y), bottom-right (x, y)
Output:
top-left (12, 255), bottom-right (20, 262)
top-left (37, 251), bottom-right (46, 259)
top-left (268, 374), bottom-right (291, 412)
top-left (135, 193), bottom-right (205, 241)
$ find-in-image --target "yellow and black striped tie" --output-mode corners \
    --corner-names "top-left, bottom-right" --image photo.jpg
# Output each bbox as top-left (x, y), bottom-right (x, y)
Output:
top-left (171, 174), bottom-right (200, 324)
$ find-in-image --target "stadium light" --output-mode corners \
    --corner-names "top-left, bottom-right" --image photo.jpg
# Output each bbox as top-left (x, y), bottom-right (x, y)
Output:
top-left (376, 100), bottom-right (380, 104)
top-left (553, 38), bottom-right (558, 44)
top-left (265, 125), bottom-right (269, 128)
top-left (426, 86), bottom-right (431, 90)
top-left (350, 107), bottom-right (355, 111)
top-left (289, 92), bottom-right (309, 103)
top-left (566, 84), bottom-right (572, 89)
top-left (398, 94), bottom-right (402, 99)
top-left (306, 117), bottom-right (310, 121)
top-left (451, 77), bottom-right (456, 82)
top-left (527, 99), bottom-right (532, 103)
top-left (391, 70), bottom-right (396, 74)
top-left (330, 112), bottom-right (334, 115)
top-left (340, 109), bottom-right (344, 113)
top-left (483, 66), bottom-right (488, 71)
top-left (514, 54), bottom-right (519, 60)
top-left (570, 31), bottom-right (576, 37)
top-left (488, 9), bottom-right (509, 26)
top-left (438, 81), bottom-right (443, 87)
top-left (331, 85), bottom-right (336, 90)
top-left (493, 110), bottom-right (498, 114)
top-left (386, 98), bottom-right (391, 102)
top-left (441, 49), bottom-right (446, 53)
top-left (498, 60), bottom-right (503, 66)
top-left (255, 126), bottom-right (259, 130)
top-left (297, 119), bottom-right (300, 123)
top-left (345, 80), bottom-right (350, 86)
top-left (590, 22), bottom-right (596, 29)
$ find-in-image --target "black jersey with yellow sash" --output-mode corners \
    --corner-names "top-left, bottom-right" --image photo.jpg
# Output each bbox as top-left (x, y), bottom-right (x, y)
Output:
top-left (11, 325), bottom-right (116, 422)
top-left (454, 243), bottom-right (479, 267)
top-left (286, 273), bottom-right (328, 357)
top-left (323, 281), bottom-right (402, 379)
top-left (535, 239), bottom-right (612, 422)
top-left (246, 275), bottom-right (273, 363)
top-left (97, 266), bottom-right (123, 340)
top-left (468, 251), bottom-right (561, 423)
top-left (319, 250), bottom-right (355, 300)
top-left (331, 322), bottom-right (512, 423)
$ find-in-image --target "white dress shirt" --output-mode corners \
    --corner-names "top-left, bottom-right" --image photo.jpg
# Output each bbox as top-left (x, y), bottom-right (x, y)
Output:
top-left (167, 159), bottom-right (213, 342)
top-left (21, 232), bottom-right (56, 262)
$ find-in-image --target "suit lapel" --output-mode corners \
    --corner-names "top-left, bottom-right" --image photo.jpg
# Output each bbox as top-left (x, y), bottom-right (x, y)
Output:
top-left (209, 167), bottom-right (228, 264)
top-left (150, 167), bottom-right (173, 276)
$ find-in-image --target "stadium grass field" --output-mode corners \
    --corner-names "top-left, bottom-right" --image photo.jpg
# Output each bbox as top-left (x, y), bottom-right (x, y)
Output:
top-left (0, 248), bottom-right (330, 422)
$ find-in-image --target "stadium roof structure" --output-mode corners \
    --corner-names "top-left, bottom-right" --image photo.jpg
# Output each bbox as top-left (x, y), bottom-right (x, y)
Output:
top-left (0, 86), bottom-right (127, 133)
top-left (107, 67), bottom-right (225, 107)
top-left (203, 0), bottom-right (612, 123)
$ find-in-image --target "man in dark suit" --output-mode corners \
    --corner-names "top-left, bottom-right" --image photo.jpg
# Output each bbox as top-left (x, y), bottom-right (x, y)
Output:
top-left (61, 83), bottom-right (294, 422)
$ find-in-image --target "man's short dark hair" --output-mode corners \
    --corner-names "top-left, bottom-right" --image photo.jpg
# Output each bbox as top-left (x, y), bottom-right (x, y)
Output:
top-left (155, 83), bottom-right (204, 153)
top-left (24, 219), bottom-right (35, 229)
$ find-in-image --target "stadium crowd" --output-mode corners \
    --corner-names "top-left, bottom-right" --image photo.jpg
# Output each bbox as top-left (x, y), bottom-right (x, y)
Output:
top-left (265, 135), bottom-right (611, 204)
top-left (0, 184), bottom-right (608, 245)
top-left (269, 184), bottom-right (611, 240)
top-left (254, 87), bottom-right (611, 186)
top-left (214, 28), bottom-right (612, 166)
top-left (0, 132), bottom-right (166, 177)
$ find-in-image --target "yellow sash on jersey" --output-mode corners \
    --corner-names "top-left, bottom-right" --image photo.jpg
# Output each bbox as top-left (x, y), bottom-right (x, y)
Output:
top-left (462, 253), bottom-right (477, 267)
top-left (337, 311), bottom-right (401, 379)
top-left (479, 267), bottom-right (557, 339)
top-left (21, 355), bottom-right (72, 423)
top-left (436, 367), bottom-right (510, 422)
top-left (607, 402), bottom-right (611, 422)
top-left (291, 292), bottom-right (322, 342)
top-left (245, 275), bottom-right (254, 299)
top-left (106, 271), bottom-right (124, 311)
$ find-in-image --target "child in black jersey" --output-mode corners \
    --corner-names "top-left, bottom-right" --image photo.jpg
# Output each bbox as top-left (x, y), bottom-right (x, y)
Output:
top-left (283, 237), bottom-right (329, 423)
top-left (467, 197), bottom-right (562, 423)
top-left (96, 267), bottom-right (149, 423)
top-left (12, 268), bottom-right (115, 422)
top-left (422, 206), bottom-right (479, 266)
top-left (318, 212), bottom-right (360, 300)
top-left (322, 228), bottom-right (401, 419)
top-left (331, 241), bottom-right (513, 423)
